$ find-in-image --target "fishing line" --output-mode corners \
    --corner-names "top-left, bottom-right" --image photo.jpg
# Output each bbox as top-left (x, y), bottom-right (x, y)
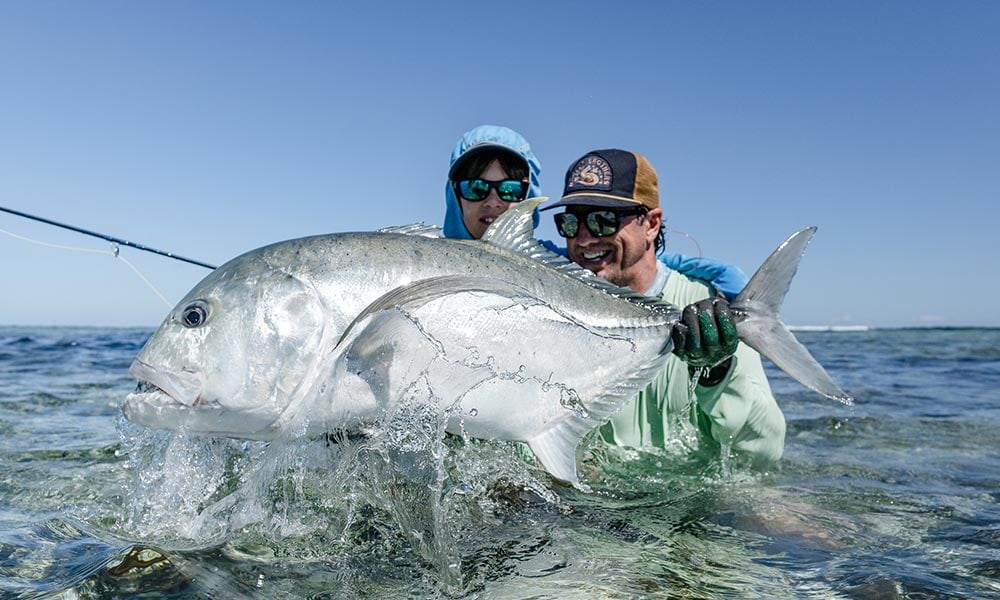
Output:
top-left (0, 204), bottom-right (217, 309)
top-left (1, 226), bottom-right (174, 308)
top-left (666, 227), bottom-right (703, 257)
top-left (660, 216), bottom-right (703, 257)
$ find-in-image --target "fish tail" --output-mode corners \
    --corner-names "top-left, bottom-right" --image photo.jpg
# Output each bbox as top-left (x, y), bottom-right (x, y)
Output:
top-left (730, 227), bottom-right (853, 404)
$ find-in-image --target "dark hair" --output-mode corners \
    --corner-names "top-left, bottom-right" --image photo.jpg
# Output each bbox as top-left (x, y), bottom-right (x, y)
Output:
top-left (452, 149), bottom-right (529, 182)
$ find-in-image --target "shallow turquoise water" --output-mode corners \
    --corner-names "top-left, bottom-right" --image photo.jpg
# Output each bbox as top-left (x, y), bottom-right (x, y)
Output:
top-left (1, 326), bottom-right (998, 598)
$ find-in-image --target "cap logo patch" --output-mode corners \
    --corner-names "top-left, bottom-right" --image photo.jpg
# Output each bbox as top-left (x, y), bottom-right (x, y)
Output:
top-left (566, 155), bottom-right (613, 191)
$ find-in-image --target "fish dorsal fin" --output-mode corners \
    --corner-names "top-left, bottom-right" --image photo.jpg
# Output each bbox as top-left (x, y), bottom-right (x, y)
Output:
top-left (480, 196), bottom-right (547, 251)
top-left (377, 223), bottom-right (443, 238)
top-left (563, 267), bottom-right (681, 315)
top-left (548, 255), bottom-right (681, 316)
top-left (480, 198), bottom-right (679, 315)
top-left (479, 197), bottom-right (580, 273)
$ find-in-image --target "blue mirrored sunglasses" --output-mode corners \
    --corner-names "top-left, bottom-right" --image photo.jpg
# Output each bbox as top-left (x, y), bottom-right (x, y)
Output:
top-left (455, 179), bottom-right (529, 203)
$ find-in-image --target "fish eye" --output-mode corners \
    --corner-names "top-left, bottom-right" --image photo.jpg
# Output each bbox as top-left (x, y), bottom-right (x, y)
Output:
top-left (180, 302), bottom-right (209, 328)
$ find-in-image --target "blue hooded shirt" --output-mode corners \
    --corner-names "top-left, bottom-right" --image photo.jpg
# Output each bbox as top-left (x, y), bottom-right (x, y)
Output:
top-left (443, 125), bottom-right (748, 299)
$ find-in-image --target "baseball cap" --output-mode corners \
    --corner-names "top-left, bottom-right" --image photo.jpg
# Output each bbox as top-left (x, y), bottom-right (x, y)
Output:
top-left (541, 149), bottom-right (659, 211)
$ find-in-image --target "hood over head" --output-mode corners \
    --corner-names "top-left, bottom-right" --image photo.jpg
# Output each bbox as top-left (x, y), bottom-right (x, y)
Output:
top-left (443, 124), bottom-right (542, 239)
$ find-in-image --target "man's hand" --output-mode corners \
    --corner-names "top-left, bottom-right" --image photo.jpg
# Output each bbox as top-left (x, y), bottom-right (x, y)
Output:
top-left (671, 297), bottom-right (739, 368)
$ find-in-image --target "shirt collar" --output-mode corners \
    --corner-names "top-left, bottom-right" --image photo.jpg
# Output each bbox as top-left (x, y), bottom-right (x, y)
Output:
top-left (642, 261), bottom-right (672, 297)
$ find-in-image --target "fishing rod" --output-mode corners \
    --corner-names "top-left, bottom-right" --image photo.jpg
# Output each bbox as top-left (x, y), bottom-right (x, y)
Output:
top-left (0, 204), bottom-right (217, 270)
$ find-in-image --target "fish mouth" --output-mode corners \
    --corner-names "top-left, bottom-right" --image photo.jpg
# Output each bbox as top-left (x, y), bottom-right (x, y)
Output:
top-left (122, 359), bottom-right (281, 439)
top-left (121, 386), bottom-right (259, 438)
top-left (128, 358), bottom-right (204, 407)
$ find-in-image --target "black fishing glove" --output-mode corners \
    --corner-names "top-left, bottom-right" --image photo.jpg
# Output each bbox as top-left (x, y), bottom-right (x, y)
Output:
top-left (671, 297), bottom-right (739, 386)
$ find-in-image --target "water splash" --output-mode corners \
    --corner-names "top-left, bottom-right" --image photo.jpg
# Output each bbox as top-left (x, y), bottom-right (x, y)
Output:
top-left (112, 388), bottom-right (558, 595)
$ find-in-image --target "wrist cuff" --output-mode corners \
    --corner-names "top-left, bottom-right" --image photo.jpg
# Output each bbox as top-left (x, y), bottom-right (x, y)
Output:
top-left (692, 356), bottom-right (734, 387)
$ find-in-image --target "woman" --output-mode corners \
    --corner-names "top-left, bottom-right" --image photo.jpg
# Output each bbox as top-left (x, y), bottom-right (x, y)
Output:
top-left (443, 124), bottom-right (541, 240)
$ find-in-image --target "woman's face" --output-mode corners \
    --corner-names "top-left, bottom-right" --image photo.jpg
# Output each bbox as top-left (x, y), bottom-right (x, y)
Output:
top-left (459, 159), bottom-right (515, 239)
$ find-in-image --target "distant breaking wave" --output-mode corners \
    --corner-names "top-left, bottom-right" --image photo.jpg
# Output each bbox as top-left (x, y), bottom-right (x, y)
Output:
top-left (788, 325), bottom-right (871, 332)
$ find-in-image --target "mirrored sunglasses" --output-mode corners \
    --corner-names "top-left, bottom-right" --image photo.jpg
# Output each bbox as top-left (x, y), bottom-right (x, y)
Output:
top-left (455, 178), bottom-right (529, 203)
top-left (554, 208), bottom-right (647, 239)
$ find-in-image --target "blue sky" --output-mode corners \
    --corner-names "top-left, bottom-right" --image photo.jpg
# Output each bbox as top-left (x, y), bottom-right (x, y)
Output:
top-left (1, 1), bottom-right (997, 328)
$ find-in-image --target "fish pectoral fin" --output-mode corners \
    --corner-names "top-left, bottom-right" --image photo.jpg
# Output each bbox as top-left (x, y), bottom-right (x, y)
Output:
top-left (344, 274), bottom-right (539, 328)
top-left (527, 419), bottom-right (594, 492)
top-left (336, 305), bottom-right (497, 420)
top-left (335, 274), bottom-right (535, 391)
top-left (337, 309), bottom-right (439, 408)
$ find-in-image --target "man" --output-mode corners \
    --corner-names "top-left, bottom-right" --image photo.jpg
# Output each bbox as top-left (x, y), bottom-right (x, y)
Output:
top-left (542, 149), bottom-right (785, 465)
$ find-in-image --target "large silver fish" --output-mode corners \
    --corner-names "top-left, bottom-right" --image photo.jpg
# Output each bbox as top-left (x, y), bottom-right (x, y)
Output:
top-left (123, 198), bottom-right (849, 487)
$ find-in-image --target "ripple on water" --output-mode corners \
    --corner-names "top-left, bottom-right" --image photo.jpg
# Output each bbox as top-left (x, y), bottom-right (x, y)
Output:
top-left (1, 327), bottom-right (999, 598)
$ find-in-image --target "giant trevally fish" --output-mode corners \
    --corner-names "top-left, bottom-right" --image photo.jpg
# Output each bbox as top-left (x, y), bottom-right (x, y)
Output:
top-left (123, 198), bottom-right (849, 487)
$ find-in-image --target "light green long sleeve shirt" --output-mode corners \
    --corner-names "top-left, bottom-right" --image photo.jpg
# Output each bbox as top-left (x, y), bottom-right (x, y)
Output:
top-left (598, 270), bottom-right (786, 465)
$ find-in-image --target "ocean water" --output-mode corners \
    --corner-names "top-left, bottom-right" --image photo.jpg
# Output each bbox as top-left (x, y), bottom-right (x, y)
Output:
top-left (0, 326), bottom-right (998, 599)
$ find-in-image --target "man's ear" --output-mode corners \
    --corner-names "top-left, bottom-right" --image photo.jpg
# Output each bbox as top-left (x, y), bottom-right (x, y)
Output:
top-left (645, 208), bottom-right (663, 246)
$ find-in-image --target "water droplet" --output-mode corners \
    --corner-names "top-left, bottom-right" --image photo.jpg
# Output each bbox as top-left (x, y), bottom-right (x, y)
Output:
top-left (559, 388), bottom-right (589, 418)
